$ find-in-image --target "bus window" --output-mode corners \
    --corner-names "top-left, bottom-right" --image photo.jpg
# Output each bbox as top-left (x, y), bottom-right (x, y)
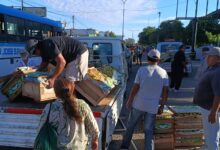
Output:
top-left (5, 15), bottom-right (24, 36)
top-left (6, 16), bottom-right (17, 35)
top-left (42, 25), bottom-right (53, 38)
top-left (0, 14), bottom-right (4, 34)
top-left (31, 22), bottom-right (41, 38)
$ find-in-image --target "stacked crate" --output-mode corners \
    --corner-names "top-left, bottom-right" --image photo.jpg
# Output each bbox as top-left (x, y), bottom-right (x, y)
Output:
top-left (154, 106), bottom-right (174, 150)
top-left (169, 106), bottom-right (204, 148)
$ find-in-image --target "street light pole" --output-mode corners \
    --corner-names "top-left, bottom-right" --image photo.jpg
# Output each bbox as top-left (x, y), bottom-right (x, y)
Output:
top-left (157, 12), bottom-right (161, 43)
top-left (21, 0), bottom-right (24, 10)
top-left (121, 0), bottom-right (127, 40)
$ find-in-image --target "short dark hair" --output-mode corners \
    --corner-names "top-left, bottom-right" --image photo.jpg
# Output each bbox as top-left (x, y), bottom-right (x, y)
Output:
top-left (147, 56), bottom-right (159, 63)
top-left (35, 41), bottom-right (43, 50)
top-left (179, 44), bottom-right (185, 51)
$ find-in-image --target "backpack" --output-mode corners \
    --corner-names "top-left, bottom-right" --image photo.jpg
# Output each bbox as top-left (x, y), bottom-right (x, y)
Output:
top-left (34, 103), bottom-right (58, 150)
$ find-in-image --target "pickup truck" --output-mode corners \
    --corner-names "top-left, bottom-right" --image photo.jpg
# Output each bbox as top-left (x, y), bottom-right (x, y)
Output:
top-left (0, 37), bottom-right (128, 150)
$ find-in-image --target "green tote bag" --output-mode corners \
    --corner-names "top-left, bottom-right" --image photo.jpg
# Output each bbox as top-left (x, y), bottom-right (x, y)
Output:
top-left (34, 103), bottom-right (58, 150)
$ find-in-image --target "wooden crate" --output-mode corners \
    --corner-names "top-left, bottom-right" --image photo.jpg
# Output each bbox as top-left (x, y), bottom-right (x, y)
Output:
top-left (155, 120), bottom-right (174, 134)
top-left (155, 106), bottom-right (174, 134)
top-left (22, 81), bottom-right (56, 102)
top-left (175, 133), bottom-right (204, 147)
top-left (75, 79), bottom-right (113, 106)
top-left (1, 74), bottom-right (23, 101)
top-left (154, 134), bottom-right (174, 150)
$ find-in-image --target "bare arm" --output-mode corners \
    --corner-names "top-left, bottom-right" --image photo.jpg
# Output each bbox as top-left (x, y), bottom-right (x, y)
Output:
top-left (126, 83), bottom-right (140, 109)
top-left (158, 86), bottom-right (169, 114)
top-left (47, 53), bottom-right (66, 88)
top-left (51, 53), bottom-right (66, 79)
top-left (209, 96), bottom-right (220, 124)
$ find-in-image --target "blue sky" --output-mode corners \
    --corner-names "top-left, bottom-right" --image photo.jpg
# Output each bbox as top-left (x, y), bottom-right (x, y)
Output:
top-left (0, 0), bottom-right (218, 41)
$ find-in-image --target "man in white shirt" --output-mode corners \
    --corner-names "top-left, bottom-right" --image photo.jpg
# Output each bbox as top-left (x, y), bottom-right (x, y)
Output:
top-left (121, 49), bottom-right (169, 150)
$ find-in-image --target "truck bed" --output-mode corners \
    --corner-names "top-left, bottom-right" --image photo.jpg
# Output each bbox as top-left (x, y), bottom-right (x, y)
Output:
top-left (0, 84), bottom-right (122, 113)
top-left (0, 84), bottom-right (124, 149)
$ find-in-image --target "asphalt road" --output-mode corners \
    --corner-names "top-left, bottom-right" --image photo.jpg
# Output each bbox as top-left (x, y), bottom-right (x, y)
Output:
top-left (108, 60), bottom-right (201, 150)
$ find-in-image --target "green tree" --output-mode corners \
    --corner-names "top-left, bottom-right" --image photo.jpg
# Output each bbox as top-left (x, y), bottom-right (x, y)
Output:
top-left (138, 27), bottom-right (157, 45)
top-left (124, 38), bottom-right (135, 47)
top-left (159, 20), bottom-right (184, 41)
top-left (184, 19), bottom-right (220, 46)
top-left (105, 31), bottom-right (116, 37)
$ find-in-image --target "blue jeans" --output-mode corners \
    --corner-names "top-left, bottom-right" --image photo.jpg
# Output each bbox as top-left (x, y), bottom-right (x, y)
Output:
top-left (121, 108), bottom-right (156, 150)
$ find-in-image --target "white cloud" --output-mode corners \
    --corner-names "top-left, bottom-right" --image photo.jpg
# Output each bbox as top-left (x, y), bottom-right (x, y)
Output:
top-left (45, 0), bottom-right (158, 25)
top-left (131, 16), bottom-right (176, 26)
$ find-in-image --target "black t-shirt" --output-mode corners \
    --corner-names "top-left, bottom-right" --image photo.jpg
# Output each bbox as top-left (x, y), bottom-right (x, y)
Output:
top-left (171, 50), bottom-right (186, 72)
top-left (40, 36), bottom-right (87, 64)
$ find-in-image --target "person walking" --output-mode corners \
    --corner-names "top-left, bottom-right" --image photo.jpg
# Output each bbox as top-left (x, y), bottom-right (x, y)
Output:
top-left (121, 49), bottom-right (169, 150)
top-left (25, 36), bottom-right (88, 88)
top-left (38, 78), bottom-right (99, 150)
top-left (170, 45), bottom-right (187, 92)
top-left (193, 47), bottom-right (220, 150)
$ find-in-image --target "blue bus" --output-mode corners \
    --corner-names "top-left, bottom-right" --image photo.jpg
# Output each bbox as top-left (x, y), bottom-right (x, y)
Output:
top-left (0, 4), bottom-right (62, 42)
top-left (0, 4), bottom-right (63, 76)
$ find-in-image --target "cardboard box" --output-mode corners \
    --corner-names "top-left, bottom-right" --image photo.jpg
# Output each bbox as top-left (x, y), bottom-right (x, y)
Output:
top-left (22, 80), bottom-right (56, 102)
top-left (1, 74), bottom-right (23, 101)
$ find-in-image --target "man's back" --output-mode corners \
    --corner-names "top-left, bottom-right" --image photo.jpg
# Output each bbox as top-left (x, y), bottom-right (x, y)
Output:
top-left (132, 65), bottom-right (169, 114)
top-left (40, 36), bottom-right (87, 64)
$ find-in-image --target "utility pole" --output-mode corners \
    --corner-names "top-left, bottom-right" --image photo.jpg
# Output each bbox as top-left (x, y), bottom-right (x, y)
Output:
top-left (217, 0), bottom-right (219, 10)
top-left (206, 0), bottom-right (209, 15)
top-left (185, 0), bottom-right (189, 17)
top-left (121, 0), bottom-right (127, 40)
top-left (21, 0), bottom-right (24, 10)
top-left (157, 12), bottom-right (161, 43)
top-left (191, 0), bottom-right (199, 59)
top-left (72, 15), bottom-right (75, 36)
top-left (176, 0), bottom-right (179, 19)
top-left (128, 29), bottom-right (138, 39)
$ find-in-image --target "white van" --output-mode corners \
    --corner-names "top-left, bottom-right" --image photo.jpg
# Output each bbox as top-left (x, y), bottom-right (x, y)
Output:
top-left (156, 41), bottom-right (192, 73)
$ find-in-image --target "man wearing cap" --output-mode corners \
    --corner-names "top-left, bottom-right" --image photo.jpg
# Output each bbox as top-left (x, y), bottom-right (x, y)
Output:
top-left (17, 49), bottom-right (39, 67)
top-left (121, 49), bottom-right (169, 150)
top-left (193, 47), bottom-right (220, 150)
top-left (26, 36), bottom-right (88, 88)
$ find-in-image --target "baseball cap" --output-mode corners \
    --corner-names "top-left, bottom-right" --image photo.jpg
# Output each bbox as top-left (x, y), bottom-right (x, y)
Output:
top-left (207, 47), bottom-right (220, 56)
top-left (25, 39), bottom-right (38, 55)
top-left (20, 49), bottom-right (29, 58)
top-left (148, 49), bottom-right (161, 59)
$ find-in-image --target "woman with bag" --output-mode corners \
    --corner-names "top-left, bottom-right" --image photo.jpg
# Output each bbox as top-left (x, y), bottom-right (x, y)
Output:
top-left (36, 78), bottom-right (99, 150)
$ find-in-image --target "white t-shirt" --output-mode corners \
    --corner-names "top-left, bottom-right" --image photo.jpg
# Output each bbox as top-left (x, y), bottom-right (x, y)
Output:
top-left (132, 65), bottom-right (169, 114)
